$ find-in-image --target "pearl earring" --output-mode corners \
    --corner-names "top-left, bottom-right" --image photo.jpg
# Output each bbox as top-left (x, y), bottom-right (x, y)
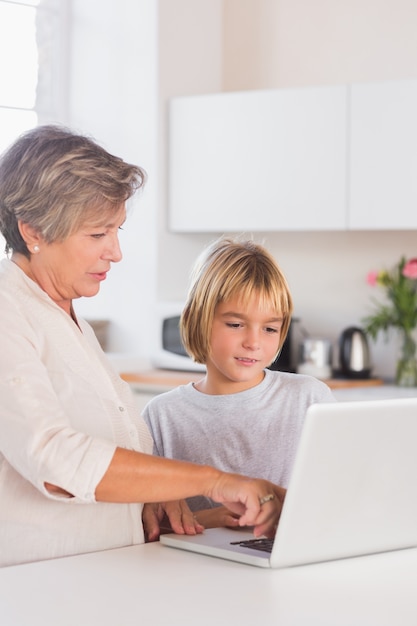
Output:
top-left (33, 245), bottom-right (40, 253)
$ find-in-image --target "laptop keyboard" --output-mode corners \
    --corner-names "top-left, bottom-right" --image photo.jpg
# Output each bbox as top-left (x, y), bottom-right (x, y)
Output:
top-left (230, 537), bottom-right (274, 553)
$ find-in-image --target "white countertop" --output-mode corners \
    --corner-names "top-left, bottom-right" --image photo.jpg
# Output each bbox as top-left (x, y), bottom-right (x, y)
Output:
top-left (331, 384), bottom-right (417, 401)
top-left (1, 541), bottom-right (416, 626)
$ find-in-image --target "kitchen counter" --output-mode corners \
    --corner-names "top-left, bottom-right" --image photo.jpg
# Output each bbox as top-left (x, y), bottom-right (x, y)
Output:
top-left (120, 369), bottom-right (417, 402)
top-left (121, 368), bottom-right (384, 391)
top-left (1, 541), bottom-right (417, 626)
top-left (121, 368), bottom-right (205, 392)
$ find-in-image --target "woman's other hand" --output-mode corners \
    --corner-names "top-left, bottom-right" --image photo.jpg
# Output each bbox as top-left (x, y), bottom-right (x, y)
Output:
top-left (193, 505), bottom-right (240, 529)
top-left (142, 500), bottom-right (204, 542)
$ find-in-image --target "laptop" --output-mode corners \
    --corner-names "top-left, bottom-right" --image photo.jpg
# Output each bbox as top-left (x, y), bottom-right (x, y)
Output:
top-left (160, 397), bottom-right (417, 568)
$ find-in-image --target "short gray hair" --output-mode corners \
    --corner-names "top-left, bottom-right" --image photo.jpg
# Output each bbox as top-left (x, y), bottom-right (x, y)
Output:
top-left (0, 124), bottom-right (146, 257)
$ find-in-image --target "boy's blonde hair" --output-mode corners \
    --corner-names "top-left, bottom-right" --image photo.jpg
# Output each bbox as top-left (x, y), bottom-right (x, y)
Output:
top-left (181, 237), bottom-right (294, 364)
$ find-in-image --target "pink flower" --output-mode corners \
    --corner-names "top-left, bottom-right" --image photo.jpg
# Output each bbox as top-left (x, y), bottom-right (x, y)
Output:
top-left (402, 258), bottom-right (417, 280)
top-left (366, 271), bottom-right (379, 286)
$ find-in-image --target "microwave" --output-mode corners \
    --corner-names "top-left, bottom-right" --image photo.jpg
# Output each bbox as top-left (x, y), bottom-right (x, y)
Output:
top-left (151, 303), bottom-right (302, 373)
top-left (151, 302), bottom-right (206, 372)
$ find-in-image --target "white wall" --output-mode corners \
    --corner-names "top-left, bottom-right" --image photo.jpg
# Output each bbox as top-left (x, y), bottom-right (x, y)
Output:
top-left (67, 0), bottom-right (159, 357)
top-left (223, 0), bottom-right (417, 89)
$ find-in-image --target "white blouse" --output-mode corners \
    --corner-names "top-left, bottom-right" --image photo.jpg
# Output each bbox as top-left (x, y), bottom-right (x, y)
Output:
top-left (0, 259), bottom-right (153, 567)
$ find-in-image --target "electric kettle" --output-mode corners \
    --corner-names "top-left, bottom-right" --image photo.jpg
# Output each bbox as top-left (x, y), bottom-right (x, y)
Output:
top-left (338, 326), bottom-right (372, 379)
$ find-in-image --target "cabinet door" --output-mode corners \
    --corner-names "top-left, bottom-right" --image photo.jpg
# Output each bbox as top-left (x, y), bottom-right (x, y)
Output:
top-left (349, 79), bottom-right (417, 229)
top-left (169, 86), bottom-right (347, 232)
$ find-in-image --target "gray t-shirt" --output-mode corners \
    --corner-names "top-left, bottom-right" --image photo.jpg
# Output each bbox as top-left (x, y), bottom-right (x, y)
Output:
top-left (143, 369), bottom-right (335, 511)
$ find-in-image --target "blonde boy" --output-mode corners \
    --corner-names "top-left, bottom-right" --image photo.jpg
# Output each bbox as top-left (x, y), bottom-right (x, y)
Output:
top-left (143, 237), bottom-right (335, 528)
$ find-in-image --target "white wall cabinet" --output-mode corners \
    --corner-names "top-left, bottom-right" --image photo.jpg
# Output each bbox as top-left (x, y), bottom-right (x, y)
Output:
top-left (169, 86), bottom-right (348, 232)
top-left (169, 79), bottom-right (417, 233)
top-left (349, 79), bottom-right (417, 229)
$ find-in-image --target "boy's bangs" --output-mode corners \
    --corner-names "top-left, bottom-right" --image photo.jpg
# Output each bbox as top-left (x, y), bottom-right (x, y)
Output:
top-left (226, 282), bottom-right (289, 316)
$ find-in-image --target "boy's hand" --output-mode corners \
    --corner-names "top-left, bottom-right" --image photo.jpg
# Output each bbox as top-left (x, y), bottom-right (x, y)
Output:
top-left (142, 500), bottom-right (204, 542)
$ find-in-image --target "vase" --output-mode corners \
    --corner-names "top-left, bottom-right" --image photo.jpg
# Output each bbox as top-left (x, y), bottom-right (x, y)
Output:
top-left (396, 329), bottom-right (417, 387)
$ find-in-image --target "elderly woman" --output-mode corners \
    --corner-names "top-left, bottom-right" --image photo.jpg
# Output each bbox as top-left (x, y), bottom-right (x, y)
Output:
top-left (0, 125), bottom-right (284, 568)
